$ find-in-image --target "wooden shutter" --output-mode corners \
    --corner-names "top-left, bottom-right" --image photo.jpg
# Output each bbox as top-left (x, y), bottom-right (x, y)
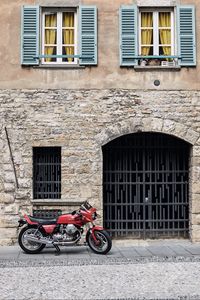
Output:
top-left (21, 6), bottom-right (39, 65)
top-left (177, 6), bottom-right (196, 66)
top-left (79, 6), bottom-right (97, 65)
top-left (120, 5), bottom-right (138, 66)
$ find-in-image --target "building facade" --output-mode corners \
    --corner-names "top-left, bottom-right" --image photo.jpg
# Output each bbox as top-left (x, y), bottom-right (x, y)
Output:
top-left (0, 0), bottom-right (200, 244)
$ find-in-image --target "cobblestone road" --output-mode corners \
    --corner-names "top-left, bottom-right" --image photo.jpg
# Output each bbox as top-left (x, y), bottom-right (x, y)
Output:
top-left (0, 259), bottom-right (200, 300)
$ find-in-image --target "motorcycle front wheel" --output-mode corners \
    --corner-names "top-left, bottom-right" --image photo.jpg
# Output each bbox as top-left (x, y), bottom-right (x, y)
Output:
top-left (87, 230), bottom-right (112, 255)
top-left (18, 226), bottom-right (46, 254)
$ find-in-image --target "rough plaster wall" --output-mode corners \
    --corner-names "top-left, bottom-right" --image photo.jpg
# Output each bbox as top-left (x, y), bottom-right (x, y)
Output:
top-left (35, 0), bottom-right (81, 6)
top-left (0, 0), bottom-right (199, 89)
top-left (136, 0), bottom-right (178, 6)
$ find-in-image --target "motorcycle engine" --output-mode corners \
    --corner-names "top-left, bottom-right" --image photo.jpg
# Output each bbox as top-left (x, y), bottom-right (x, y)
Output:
top-left (53, 224), bottom-right (80, 242)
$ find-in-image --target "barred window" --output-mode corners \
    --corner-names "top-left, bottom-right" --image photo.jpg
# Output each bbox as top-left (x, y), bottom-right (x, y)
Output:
top-left (33, 147), bottom-right (61, 199)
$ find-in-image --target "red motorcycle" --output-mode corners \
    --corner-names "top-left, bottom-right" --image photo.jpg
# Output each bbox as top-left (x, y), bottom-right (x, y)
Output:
top-left (18, 201), bottom-right (112, 255)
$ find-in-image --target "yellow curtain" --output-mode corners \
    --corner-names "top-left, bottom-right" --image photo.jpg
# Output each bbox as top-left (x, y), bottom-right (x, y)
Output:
top-left (141, 13), bottom-right (153, 56)
top-left (63, 12), bottom-right (74, 62)
top-left (159, 12), bottom-right (171, 56)
top-left (45, 14), bottom-right (56, 62)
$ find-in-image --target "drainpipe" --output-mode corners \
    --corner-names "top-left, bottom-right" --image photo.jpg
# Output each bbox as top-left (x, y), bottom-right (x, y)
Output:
top-left (5, 127), bottom-right (19, 189)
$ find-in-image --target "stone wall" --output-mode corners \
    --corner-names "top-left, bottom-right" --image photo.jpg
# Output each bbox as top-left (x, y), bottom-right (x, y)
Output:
top-left (0, 89), bottom-right (200, 244)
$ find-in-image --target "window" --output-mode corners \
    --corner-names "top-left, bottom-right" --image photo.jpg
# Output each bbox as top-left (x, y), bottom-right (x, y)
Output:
top-left (139, 10), bottom-right (174, 57)
top-left (33, 147), bottom-right (61, 199)
top-left (21, 5), bottom-right (97, 66)
top-left (138, 9), bottom-right (175, 66)
top-left (42, 10), bottom-right (77, 64)
top-left (120, 5), bottom-right (196, 67)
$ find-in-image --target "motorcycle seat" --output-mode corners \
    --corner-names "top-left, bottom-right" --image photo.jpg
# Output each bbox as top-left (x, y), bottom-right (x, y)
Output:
top-left (29, 216), bottom-right (57, 225)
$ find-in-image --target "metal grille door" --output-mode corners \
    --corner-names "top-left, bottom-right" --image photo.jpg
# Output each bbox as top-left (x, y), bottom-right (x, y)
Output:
top-left (103, 133), bottom-right (190, 239)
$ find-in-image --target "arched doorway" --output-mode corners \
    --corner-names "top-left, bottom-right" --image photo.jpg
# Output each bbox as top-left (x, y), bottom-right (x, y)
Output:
top-left (103, 133), bottom-right (191, 239)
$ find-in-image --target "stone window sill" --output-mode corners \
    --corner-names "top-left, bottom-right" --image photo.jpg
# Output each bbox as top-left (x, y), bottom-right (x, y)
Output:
top-left (33, 65), bottom-right (85, 70)
top-left (31, 199), bottom-right (83, 206)
top-left (134, 66), bottom-right (181, 71)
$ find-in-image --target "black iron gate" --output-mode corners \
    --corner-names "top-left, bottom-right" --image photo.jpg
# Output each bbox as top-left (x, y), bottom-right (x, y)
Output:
top-left (103, 133), bottom-right (190, 239)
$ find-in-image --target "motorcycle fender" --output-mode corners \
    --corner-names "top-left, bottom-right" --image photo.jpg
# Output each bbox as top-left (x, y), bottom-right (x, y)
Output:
top-left (91, 226), bottom-right (104, 244)
top-left (18, 218), bottom-right (27, 227)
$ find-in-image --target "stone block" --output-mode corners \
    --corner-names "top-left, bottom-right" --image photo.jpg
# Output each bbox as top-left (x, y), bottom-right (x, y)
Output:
top-left (191, 156), bottom-right (200, 166)
top-left (80, 185), bottom-right (92, 199)
top-left (151, 118), bottom-right (163, 132)
top-left (77, 163), bottom-right (91, 174)
top-left (2, 151), bottom-right (10, 164)
top-left (185, 129), bottom-right (199, 145)
top-left (0, 216), bottom-right (18, 228)
top-left (15, 191), bottom-right (30, 200)
top-left (4, 183), bottom-right (15, 192)
top-left (163, 119), bottom-right (175, 134)
top-left (13, 152), bottom-right (22, 164)
top-left (191, 166), bottom-right (200, 182)
top-left (193, 147), bottom-right (200, 157)
top-left (3, 164), bottom-right (13, 172)
top-left (4, 171), bottom-right (15, 183)
top-left (191, 225), bottom-right (200, 242)
top-left (191, 182), bottom-right (200, 194)
top-left (4, 203), bottom-right (18, 215)
top-left (142, 118), bottom-right (152, 131)
top-left (174, 123), bottom-right (187, 140)
top-left (192, 194), bottom-right (200, 214)
top-left (0, 193), bottom-right (14, 204)
top-left (18, 178), bottom-right (31, 188)
top-left (0, 228), bottom-right (17, 245)
top-left (192, 214), bottom-right (200, 225)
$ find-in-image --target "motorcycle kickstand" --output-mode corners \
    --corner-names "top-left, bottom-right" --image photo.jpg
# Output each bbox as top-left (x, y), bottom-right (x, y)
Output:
top-left (53, 244), bottom-right (61, 255)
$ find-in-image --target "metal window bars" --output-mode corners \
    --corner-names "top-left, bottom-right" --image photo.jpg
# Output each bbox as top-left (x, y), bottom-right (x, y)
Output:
top-left (33, 147), bottom-right (61, 199)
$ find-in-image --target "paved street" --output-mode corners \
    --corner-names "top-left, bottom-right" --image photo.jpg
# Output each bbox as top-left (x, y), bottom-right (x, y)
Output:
top-left (0, 240), bottom-right (200, 300)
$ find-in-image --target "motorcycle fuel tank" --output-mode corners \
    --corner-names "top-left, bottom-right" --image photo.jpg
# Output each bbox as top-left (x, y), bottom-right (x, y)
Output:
top-left (57, 214), bottom-right (82, 225)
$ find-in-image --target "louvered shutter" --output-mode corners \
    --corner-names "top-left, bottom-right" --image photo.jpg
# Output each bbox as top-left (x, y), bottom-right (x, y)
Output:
top-left (21, 6), bottom-right (39, 65)
top-left (79, 6), bottom-right (97, 65)
top-left (120, 5), bottom-right (138, 66)
top-left (177, 6), bottom-right (196, 66)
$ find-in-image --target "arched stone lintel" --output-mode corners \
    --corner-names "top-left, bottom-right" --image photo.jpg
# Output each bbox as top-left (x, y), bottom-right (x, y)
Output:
top-left (95, 117), bottom-right (200, 147)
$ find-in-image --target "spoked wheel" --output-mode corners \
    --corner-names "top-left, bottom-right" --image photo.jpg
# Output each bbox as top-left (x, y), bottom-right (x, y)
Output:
top-left (18, 226), bottom-right (46, 254)
top-left (87, 230), bottom-right (112, 255)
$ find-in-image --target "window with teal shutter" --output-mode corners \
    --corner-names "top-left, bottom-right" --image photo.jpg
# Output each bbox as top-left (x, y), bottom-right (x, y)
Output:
top-left (21, 5), bottom-right (97, 66)
top-left (119, 5), bottom-right (196, 68)
top-left (21, 6), bottom-right (39, 65)
top-left (177, 5), bottom-right (196, 66)
top-left (119, 5), bottom-right (138, 66)
top-left (79, 6), bottom-right (97, 65)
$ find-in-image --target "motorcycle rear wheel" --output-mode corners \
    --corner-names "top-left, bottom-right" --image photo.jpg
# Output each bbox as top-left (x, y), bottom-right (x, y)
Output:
top-left (18, 226), bottom-right (46, 254)
top-left (87, 230), bottom-right (112, 255)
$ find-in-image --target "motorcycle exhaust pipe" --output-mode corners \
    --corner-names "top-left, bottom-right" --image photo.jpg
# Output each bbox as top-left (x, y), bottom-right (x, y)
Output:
top-left (24, 235), bottom-right (53, 245)
top-left (24, 235), bottom-right (81, 246)
top-left (53, 235), bottom-right (81, 246)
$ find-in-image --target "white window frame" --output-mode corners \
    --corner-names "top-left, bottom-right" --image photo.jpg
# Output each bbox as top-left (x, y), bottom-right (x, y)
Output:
top-left (42, 9), bottom-right (78, 65)
top-left (139, 8), bottom-right (175, 57)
